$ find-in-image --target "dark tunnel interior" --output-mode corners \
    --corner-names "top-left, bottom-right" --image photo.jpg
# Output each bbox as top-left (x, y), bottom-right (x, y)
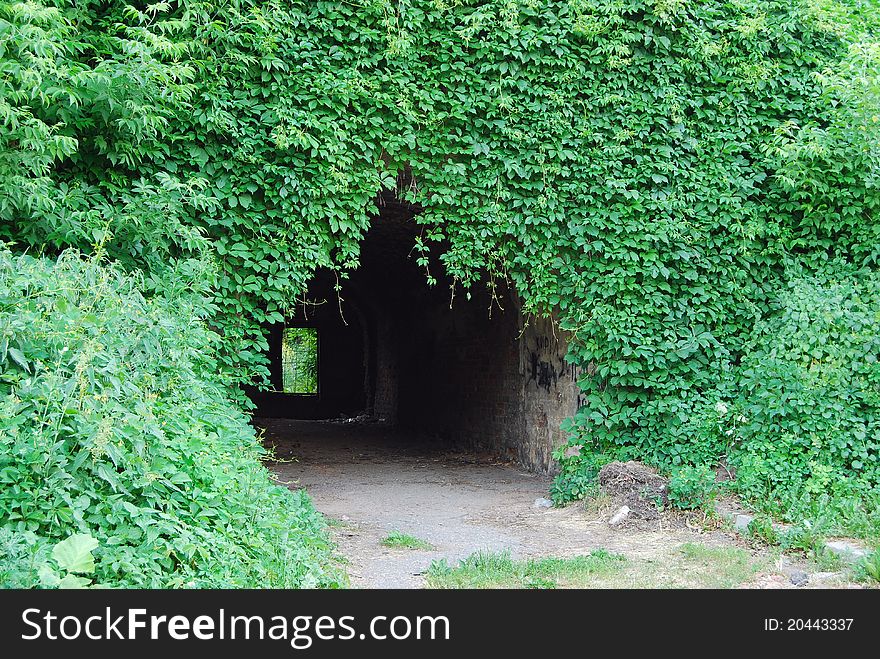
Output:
top-left (249, 192), bottom-right (524, 449)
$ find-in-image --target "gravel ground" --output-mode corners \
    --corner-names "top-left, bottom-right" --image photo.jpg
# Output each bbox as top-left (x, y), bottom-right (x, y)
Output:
top-left (258, 419), bottom-right (787, 589)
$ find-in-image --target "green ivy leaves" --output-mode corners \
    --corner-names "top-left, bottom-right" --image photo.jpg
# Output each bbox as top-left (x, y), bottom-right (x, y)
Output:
top-left (3, 1), bottom-right (879, 539)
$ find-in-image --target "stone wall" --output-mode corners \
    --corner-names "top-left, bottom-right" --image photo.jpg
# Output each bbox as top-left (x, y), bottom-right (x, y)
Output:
top-left (516, 315), bottom-right (582, 472)
top-left (371, 316), bottom-right (399, 423)
top-left (382, 285), bottom-right (580, 473)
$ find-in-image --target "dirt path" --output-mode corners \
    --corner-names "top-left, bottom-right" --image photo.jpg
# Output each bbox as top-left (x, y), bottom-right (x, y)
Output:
top-left (260, 419), bottom-right (854, 589)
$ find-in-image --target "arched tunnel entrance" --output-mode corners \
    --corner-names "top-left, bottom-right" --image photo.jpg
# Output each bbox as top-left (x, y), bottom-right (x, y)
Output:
top-left (250, 192), bottom-right (582, 473)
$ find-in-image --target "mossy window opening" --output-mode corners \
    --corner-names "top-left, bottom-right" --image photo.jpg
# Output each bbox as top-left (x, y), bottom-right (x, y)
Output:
top-left (282, 327), bottom-right (318, 394)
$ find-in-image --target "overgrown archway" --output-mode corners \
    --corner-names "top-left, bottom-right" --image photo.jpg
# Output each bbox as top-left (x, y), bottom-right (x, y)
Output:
top-left (251, 191), bottom-right (581, 472)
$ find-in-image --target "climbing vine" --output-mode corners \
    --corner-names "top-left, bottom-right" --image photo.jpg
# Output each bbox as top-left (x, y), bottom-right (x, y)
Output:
top-left (4, 0), bottom-right (880, 536)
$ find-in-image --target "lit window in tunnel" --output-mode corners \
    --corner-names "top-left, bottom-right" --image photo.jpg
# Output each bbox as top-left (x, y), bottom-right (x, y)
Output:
top-left (282, 327), bottom-right (318, 394)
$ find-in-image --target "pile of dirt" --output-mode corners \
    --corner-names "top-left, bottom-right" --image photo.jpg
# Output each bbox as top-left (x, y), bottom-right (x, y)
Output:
top-left (598, 461), bottom-right (668, 521)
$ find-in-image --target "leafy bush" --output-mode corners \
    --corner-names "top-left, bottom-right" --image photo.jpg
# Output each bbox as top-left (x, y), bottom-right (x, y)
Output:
top-left (778, 521), bottom-right (829, 555)
top-left (667, 464), bottom-right (719, 511)
top-left (745, 516), bottom-right (779, 546)
top-left (549, 470), bottom-right (597, 506)
top-left (555, 265), bottom-right (880, 535)
top-left (0, 247), bottom-right (342, 587)
top-left (727, 267), bottom-right (880, 536)
top-left (550, 443), bottom-right (611, 504)
top-left (0, 527), bottom-right (52, 588)
top-left (854, 550), bottom-right (880, 583)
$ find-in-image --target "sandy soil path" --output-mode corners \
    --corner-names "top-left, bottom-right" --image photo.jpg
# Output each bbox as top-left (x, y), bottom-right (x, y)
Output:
top-left (259, 419), bottom-right (797, 588)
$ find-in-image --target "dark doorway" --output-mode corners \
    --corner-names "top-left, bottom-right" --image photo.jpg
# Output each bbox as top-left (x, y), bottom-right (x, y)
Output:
top-left (251, 190), bottom-right (581, 472)
top-left (251, 191), bottom-right (520, 445)
top-left (251, 272), bottom-right (368, 419)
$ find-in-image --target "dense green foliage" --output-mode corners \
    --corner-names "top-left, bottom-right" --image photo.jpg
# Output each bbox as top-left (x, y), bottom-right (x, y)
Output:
top-left (2, 0), bottom-right (879, 562)
top-left (731, 267), bottom-right (880, 534)
top-left (0, 247), bottom-right (341, 587)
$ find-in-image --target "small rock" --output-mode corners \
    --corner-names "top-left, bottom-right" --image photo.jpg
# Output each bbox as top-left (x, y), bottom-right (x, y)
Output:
top-left (533, 497), bottom-right (553, 509)
top-left (609, 505), bottom-right (631, 526)
top-left (714, 462), bottom-right (736, 483)
top-left (825, 540), bottom-right (870, 563)
top-left (734, 514), bottom-right (754, 532)
top-left (788, 570), bottom-right (809, 587)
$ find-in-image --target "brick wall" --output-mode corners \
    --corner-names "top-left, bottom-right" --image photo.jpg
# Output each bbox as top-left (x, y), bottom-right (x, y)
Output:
top-left (371, 316), bottom-right (398, 423)
top-left (517, 315), bottom-right (582, 472)
top-left (385, 285), bottom-right (579, 473)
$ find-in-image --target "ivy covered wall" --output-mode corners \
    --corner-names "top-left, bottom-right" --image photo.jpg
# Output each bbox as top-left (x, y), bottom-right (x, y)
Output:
top-left (4, 0), bottom-right (880, 534)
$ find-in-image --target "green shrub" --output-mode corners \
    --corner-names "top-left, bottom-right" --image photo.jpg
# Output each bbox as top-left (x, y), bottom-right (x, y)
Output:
top-left (730, 267), bottom-right (880, 537)
top-left (0, 532), bottom-right (106, 589)
top-left (746, 516), bottom-right (779, 545)
top-left (777, 521), bottom-right (844, 569)
top-left (550, 443), bottom-right (611, 505)
top-left (557, 266), bottom-right (880, 536)
top-left (854, 551), bottom-right (880, 584)
top-left (667, 464), bottom-right (718, 510)
top-left (549, 470), bottom-right (598, 506)
top-left (0, 248), bottom-right (342, 588)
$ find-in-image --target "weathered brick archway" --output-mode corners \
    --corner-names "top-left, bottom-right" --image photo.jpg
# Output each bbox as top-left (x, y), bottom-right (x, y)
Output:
top-left (252, 192), bottom-right (581, 473)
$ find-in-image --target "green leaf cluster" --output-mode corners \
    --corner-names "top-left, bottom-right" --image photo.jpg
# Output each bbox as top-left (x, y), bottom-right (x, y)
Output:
top-left (730, 265), bottom-right (880, 535)
top-left (0, 247), bottom-right (341, 587)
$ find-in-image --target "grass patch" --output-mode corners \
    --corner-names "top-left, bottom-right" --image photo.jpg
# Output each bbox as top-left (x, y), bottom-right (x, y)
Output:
top-left (674, 543), bottom-right (767, 588)
top-left (582, 491), bottom-right (615, 518)
top-left (578, 543), bottom-right (769, 589)
top-left (425, 550), bottom-right (627, 589)
top-left (423, 544), bottom-right (775, 589)
top-left (0, 250), bottom-right (342, 588)
top-left (854, 551), bottom-right (880, 584)
top-left (381, 531), bottom-right (433, 551)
